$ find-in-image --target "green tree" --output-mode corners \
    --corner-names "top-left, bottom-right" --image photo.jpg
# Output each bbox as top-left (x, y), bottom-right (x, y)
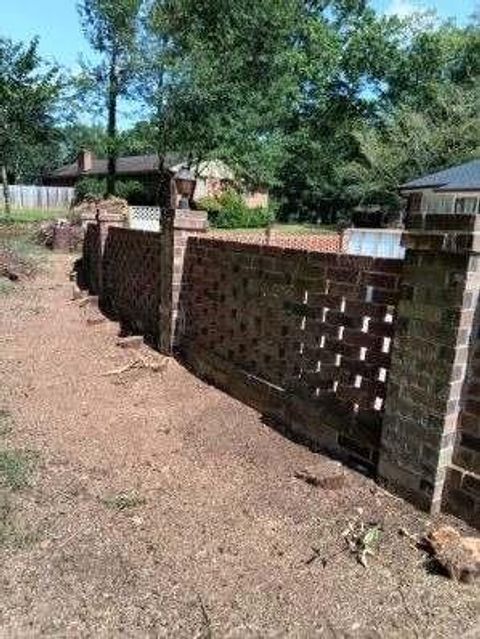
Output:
top-left (78, 0), bottom-right (142, 196)
top-left (0, 37), bottom-right (61, 215)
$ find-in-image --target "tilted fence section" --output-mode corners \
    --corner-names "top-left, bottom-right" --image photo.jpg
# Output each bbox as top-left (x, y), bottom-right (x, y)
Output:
top-left (1, 185), bottom-right (74, 210)
top-left (101, 227), bottom-right (162, 340)
top-left (81, 211), bottom-right (480, 528)
top-left (180, 239), bottom-right (403, 471)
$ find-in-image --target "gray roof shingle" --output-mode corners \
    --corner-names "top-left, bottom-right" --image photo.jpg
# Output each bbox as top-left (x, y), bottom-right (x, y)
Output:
top-left (49, 153), bottom-right (184, 178)
top-left (400, 159), bottom-right (480, 191)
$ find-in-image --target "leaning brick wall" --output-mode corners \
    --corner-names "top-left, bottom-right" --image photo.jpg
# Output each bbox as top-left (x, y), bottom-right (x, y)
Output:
top-left (101, 227), bottom-right (162, 339)
top-left (179, 238), bottom-right (402, 470)
top-left (83, 223), bottom-right (101, 295)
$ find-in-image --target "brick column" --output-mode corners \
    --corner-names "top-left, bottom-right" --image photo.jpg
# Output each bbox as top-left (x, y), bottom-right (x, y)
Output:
top-left (379, 214), bottom-right (480, 513)
top-left (159, 208), bottom-right (208, 355)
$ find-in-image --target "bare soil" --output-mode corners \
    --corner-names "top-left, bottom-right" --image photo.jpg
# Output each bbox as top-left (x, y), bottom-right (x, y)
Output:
top-left (0, 253), bottom-right (478, 638)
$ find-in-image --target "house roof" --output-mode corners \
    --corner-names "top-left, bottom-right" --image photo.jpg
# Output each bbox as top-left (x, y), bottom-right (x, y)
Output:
top-left (49, 153), bottom-right (184, 179)
top-left (400, 159), bottom-right (480, 192)
top-left (48, 154), bottom-right (236, 181)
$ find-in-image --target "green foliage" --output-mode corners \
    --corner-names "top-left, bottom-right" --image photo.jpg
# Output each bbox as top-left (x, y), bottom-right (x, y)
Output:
top-left (75, 177), bottom-right (145, 204)
top-left (0, 37), bottom-right (61, 212)
top-left (75, 177), bottom-right (106, 201)
top-left (0, 450), bottom-right (36, 491)
top-left (199, 190), bottom-right (274, 229)
top-left (78, 0), bottom-right (142, 195)
top-left (116, 179), bottom-right (145, 204)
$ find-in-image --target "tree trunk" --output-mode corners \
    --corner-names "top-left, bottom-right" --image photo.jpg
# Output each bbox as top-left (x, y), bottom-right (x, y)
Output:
top-left (1, 164), bottom-right (11, 217)
top-left (106, 46), bottom-right (119, 198)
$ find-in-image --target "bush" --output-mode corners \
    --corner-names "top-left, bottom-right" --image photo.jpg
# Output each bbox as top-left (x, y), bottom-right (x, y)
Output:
top-left (198, 189), bottom-right (274, 229)
top-left (75, 178), bottom-right (145, 205)
top-left (75, 178), bottom-right (105, 202)
top-left (116, 180), bottom-right (145, 205)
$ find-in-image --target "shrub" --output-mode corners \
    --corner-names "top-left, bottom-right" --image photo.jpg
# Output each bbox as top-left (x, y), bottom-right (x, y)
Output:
top-left (75, 178), bottom-right (145, 205)
top-left (116, 180), bottom-right (145, 205)
top-left (199, 189), bottom-right (275, 229)
top-left (75, 178), bottom-right (106, 202)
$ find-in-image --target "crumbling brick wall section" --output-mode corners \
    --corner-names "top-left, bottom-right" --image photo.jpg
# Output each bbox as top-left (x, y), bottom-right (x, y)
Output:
top-left (101, 227), bottom-right (162, 339)
top-left (179, 238), bottom-right (403, 471)
top-left (83, 223), bottom-right (101, 295)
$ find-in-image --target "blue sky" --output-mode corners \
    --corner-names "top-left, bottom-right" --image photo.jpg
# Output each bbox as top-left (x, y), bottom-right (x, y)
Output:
top-left (2, 0), bottom-right (476, 71)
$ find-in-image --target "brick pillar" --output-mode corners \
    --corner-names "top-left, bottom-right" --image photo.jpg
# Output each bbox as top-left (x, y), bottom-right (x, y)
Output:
top-left (379, 213), bottom-right (480, 513)
top-left (159, 208), bottom-right (208, 355)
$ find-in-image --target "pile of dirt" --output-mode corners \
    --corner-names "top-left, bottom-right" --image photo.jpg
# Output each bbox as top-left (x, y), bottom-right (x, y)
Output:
top-left (0, 243), bottom-right (37, 281)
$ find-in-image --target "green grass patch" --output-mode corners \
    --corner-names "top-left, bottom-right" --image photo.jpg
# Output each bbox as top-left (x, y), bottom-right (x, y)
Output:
top-left (102, 491), bottom-right (146, 511)
top-left (0, 279), bottom-right (15, 296)
top-left (0, 450), bottom-right (37, 491)
top-left (273, 223), bottom-right (337, 235)
top-left (0, 209), bottom-right (67, 224)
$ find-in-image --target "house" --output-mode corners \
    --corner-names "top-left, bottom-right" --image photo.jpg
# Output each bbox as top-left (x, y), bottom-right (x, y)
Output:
top-left (44, 150), bottom-right (269, 208)
top-left (400, 159), bottom-right (480, 215)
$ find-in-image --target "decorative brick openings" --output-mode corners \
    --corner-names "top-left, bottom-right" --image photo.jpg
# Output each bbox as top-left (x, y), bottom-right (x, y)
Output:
top-left (208, 230), bottom-right (342, 253)
top-left (179, 238), bottom-right (402, 471)
top-left (101, 228), bottom-right (162, 339)
top-left (379, 214), bottom-right (480, 521)
top-left (80, 208), bottom-right (480, 528)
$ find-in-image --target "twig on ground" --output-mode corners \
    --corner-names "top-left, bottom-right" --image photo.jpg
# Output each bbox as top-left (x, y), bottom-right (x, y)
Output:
top-left (197, 594), bottom-right (212, 639)
top-left (101, 356), bottom-right (168, 377)
top-left (102, 359), bottom-right (142, 376)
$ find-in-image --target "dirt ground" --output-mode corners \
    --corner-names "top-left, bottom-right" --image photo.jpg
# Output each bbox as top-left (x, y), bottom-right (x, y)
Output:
top-left (0, 252), bottom-right (479, 638)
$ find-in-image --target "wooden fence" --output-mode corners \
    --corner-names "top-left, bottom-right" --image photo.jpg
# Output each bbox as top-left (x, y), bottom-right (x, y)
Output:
top-left (0, 185), bottom-right (75, 210)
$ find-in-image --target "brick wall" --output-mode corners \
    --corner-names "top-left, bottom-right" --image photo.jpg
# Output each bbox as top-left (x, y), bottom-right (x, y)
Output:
top-left (80, 210), bottom-right (480, 527)
top-left (83, 223), bottom-right (101, 295)
top-left (101, 227), bottom-right (162, 339)
top-left (179, 238), bottom-right (402, 471)
top-left (444, 302), bottom-right (480, 525)
top-left (208, 230), bottom-right (342, 253)
top-left (379, 214), bottom-right (480, 525)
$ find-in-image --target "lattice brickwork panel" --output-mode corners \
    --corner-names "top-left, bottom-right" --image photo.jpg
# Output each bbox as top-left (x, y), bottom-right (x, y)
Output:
top-left (129, 206), bottom-right (162, 232)
top-left (182, 238), bottom-right (403, 422)
top-left (102, 227), bottom-right (162, 337)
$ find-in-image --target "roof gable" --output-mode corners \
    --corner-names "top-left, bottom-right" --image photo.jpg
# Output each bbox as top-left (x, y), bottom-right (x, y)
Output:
top-left (400, 159), bottom-right (480, 191)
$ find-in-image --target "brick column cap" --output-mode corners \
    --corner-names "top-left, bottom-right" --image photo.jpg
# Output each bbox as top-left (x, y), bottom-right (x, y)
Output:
top-left (97, 211), bottom-right (127, 223)
top-left (171, 209), bottom-right (208, 232)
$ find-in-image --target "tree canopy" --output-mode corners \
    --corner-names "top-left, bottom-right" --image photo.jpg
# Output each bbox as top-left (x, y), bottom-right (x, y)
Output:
top-left (0, 36), bottom-right (61, 213)
top-left (2, 1), bottom-right (479, 220)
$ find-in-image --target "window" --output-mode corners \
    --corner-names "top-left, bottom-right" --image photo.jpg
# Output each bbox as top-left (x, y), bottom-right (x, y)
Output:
top-left (423, 192), bottom-right (454, 214)
top-left (454, 196), bottom-right (478, 214)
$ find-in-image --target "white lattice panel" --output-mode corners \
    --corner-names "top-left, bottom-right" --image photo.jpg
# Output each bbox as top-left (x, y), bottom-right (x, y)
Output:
top-left (129, 206), bottom-right (162, 232)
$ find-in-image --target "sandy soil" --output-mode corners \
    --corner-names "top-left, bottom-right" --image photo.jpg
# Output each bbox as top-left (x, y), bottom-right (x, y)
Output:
top-left (0, 253), bottom-right (478, 638)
